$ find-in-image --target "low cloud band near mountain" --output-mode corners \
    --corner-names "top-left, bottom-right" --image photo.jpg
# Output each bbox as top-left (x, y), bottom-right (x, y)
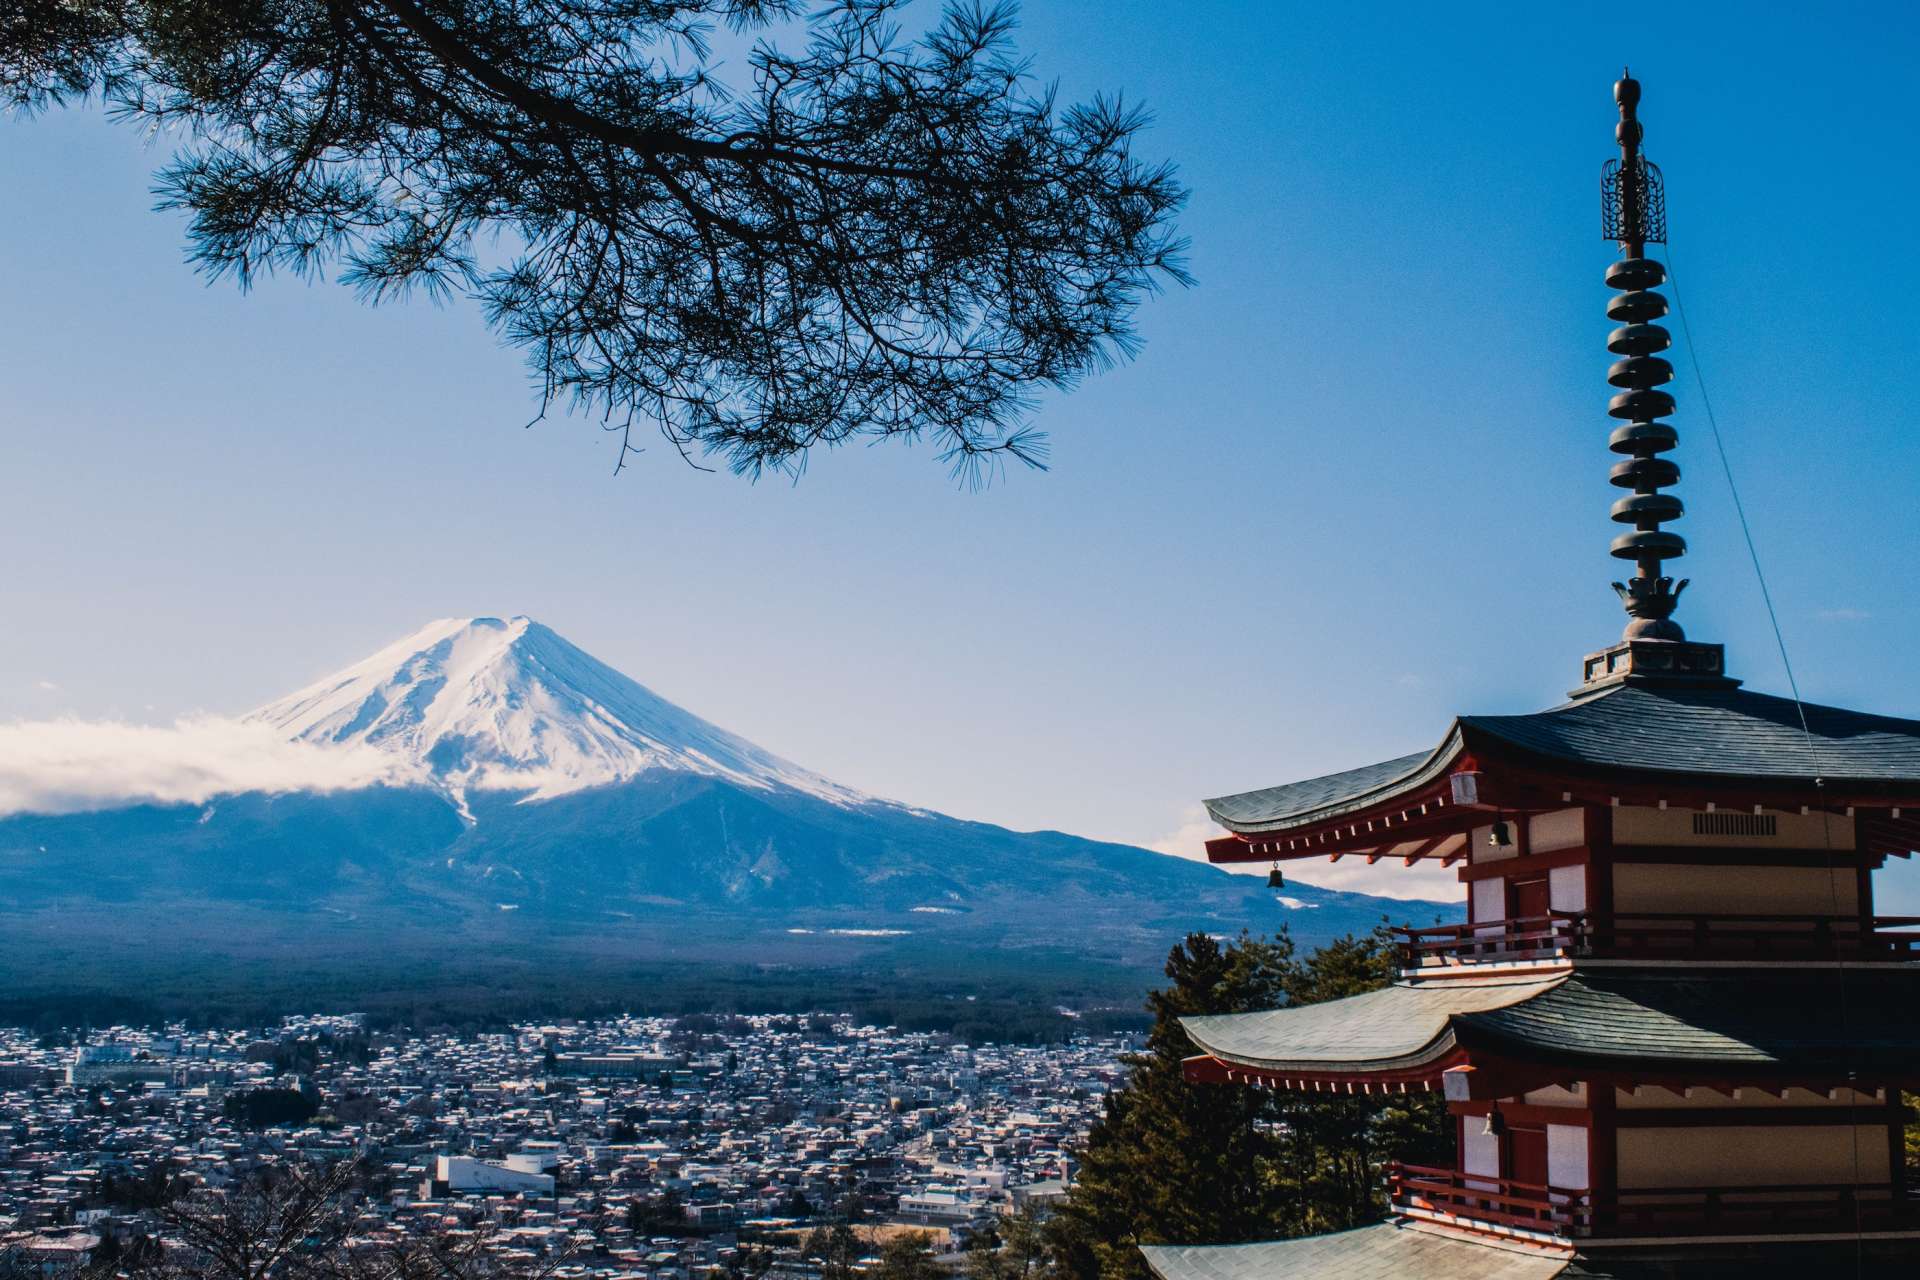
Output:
top-left (0, 717), bottom-right (417, 817)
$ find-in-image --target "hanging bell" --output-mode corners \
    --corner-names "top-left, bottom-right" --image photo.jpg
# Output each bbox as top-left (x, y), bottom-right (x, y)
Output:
top-left (1489, 820), bottom-right (1514, 848)
top-left (1267, 862), bottom-right (1285, 890)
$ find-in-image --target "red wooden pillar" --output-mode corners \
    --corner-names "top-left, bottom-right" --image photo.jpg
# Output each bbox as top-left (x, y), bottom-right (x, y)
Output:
top-left (1858, 857), bottom-right (1876, 954)
top-left (1891, 1081), bottom-right (1908, 1205)
top-left (1589, 1078), bottom-right (1617, 1236)
top-left (1586, 806), bottom-right (1615, 955)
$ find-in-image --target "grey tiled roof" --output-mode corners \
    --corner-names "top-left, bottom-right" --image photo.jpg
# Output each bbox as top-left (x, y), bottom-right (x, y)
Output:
top-left (1204, 683), bottom-right (1920, 833)
top-left (1460, 969), bottom-right (1920, 1069)
top-left (1184, 969), bottom-right (1920, 1074)
top-left (1181, 977), bottom-right (1563, 1073)
top-left (1141, 1225), bottom-right (1569, 1280)
top-left (1203, 751), bottom-right (1437, 830)
top-left (1461, 684), bottom-right (1920, 785)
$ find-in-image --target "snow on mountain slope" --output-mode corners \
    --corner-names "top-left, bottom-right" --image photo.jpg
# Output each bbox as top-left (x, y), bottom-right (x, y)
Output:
top-left (249, 617), bottom-right (870, 809)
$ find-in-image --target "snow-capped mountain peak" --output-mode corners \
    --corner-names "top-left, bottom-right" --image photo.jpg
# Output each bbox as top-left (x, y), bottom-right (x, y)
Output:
top-left (248, 616), bottom-right (868, 808)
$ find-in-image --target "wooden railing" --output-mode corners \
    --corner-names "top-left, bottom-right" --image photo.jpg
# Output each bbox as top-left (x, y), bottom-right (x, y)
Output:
top-left (1395, 913), bottom-right (1589, 967)
top-left (1386, 1162), bottom-right (1589, 1235)
top-left (1595, 913), bottom-right (1920, 961)
top-left (1389, 1164), bottom-right (1920, 1240)
top-left (1594, 1182), bottom-right (1920, 1235)
top-left (1394, 913), bottom-right (1920, 968)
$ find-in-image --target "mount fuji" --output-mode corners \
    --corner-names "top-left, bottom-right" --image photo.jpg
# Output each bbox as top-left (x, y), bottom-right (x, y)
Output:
top-left (0, 618), bottom-right (1455, 1007)
top-left (249, 616), bottom-right (871, 811)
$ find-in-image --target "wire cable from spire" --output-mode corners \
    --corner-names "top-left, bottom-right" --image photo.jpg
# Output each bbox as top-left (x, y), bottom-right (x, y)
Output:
top-left (1666, 235), bottom-right (1866, 1276)
top-left (1664, 249), bottom-right (1808, 725)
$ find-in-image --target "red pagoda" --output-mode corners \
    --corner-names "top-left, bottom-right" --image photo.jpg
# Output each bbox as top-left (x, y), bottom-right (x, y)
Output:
top-left (1140, 76), bottom-right (1920, 1278)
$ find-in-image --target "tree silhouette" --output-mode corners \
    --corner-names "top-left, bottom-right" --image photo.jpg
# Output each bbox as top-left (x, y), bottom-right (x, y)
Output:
top-left (1048, 929), bottom-right (1449, 1280)
top-left (874, 1233), bottom-right (940, 1280)
top-left (4, 0), bottom-right (1188, 479)
top-left (801, 1222), bottom-right (860, 1280)
top-left (151, 1160), bottom-right (360, 1280)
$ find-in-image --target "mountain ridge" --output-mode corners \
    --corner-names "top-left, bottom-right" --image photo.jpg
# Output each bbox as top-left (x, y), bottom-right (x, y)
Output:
top-left (0, 617), bottom-right (1460, 996)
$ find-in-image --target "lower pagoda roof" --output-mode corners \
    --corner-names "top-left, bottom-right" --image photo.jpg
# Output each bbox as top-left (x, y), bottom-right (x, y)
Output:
top-left (1181, 976), bottom-right (1560, 1076)
top-left (1184, 969), bottom-right (1920, 1079)
top-left (1141, 1227), bottom-right (1920, 1279)
top-left (1463, 968), bottom-right (1920, 1072)
top-left (1204, 682), bottom-right (1920, 837)
top-left (1142, 1225), bottom-right (1569, 1280)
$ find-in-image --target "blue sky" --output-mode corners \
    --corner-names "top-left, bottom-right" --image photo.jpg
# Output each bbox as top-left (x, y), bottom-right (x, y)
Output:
top-left (3, 2), bottom-right (1918, 906)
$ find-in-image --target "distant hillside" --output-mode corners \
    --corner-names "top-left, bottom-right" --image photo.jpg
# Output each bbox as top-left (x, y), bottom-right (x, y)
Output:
top-left (0, 617), bottom-right (1457, 1017)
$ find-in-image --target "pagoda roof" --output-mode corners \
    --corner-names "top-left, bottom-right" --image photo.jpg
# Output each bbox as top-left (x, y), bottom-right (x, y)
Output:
top-left (1205, 682), bottom-right (1920, 835)
top-left (1205, 751), bottom-right (1436, 833)
top-left (1141, 1224), bottom-right (1568, 1280)
top-left (1142, 1227), bottom-right (1920, 1278)
top-left (1184, 969), bottom-right (1920, 1078)
top-left (1462, 968), bottom-right (1920, 1071)
top-left (1181, 976), bottom-right (1561, 1076)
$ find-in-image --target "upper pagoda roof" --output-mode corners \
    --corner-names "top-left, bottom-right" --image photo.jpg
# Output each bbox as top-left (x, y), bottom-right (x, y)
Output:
top-left (1206, 681), bottom-right (1920, 835)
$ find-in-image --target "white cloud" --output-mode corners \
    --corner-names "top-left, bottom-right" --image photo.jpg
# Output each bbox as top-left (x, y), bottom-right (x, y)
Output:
top-left (1148, 805), bottom-right (1224, 862)
top-left (1150, 804), bottom-right (1461, 904)
top-left (1817, 608), bottom-right (1871, 622)
top-left (1282, 856), bottom-right (1460, 904)
top-left (0, 717), bottom-right (420, 818)
top-left (33, 680), bottom-right (58, 692)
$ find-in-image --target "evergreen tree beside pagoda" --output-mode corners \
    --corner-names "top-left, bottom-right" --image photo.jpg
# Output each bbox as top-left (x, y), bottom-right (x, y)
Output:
top-left (1050, 930), bottom-right (1449, 1280)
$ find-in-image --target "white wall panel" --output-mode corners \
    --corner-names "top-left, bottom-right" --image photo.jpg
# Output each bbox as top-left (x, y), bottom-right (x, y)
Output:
top-left (1547, 1124), bottom-right (1589, 1189)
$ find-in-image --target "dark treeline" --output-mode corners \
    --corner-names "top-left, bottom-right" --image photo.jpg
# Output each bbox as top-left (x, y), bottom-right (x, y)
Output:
top-left (222, 1087), bottom-right (320, 1129)
top-left (0, 962), bottom-right (1152, 1045)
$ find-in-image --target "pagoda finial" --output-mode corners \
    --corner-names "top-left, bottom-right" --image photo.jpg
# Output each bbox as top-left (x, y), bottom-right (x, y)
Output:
top-left (1600, 71), bottom-right (1685, 641)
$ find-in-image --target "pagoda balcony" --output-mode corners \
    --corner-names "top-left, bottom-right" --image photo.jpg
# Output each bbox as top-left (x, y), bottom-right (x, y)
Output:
top-left (1593, 913), bottom-right (1920, 962)
top-left (1386, 1162), bottom-right (1589, 1238)
top-left (1395, 912), bottom-right (1920, 970)
top-left (1593, 1182), bottom-right (1920, 1238)
top-left (1388, 1163), bottom-right (1920, 1242)
top-left (1395, 912), bottom-right (1588, 968)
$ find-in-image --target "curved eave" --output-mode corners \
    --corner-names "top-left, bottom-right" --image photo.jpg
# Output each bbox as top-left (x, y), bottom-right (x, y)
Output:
top-left (1191, 1026), bottom-right (1467, 1081)
top-left (1202, 726), bottom-right (1469, 837)
top-left (1179, 976), bottom-right (1564, 1078)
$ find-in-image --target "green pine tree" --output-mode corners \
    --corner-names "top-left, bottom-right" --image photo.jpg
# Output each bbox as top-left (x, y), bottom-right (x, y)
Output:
top-left (1049, 931), bottom-right (1291, 1280)
top-left (1050, 928), bottom-right (1450, 1280)
top-left (971, 1205), bottom-right (1053, 1280)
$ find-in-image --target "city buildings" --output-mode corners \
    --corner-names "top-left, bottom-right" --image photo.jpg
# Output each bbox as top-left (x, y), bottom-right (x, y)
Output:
top-left (432, 1154), bottom-right (558, 1197)
top-left (0, 1013), bottom-right (1121, 1277)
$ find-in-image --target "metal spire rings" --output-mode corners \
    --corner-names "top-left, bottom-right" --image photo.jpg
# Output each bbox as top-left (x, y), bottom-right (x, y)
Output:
top-left (1603, 73), bottom-right (1687, 641)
